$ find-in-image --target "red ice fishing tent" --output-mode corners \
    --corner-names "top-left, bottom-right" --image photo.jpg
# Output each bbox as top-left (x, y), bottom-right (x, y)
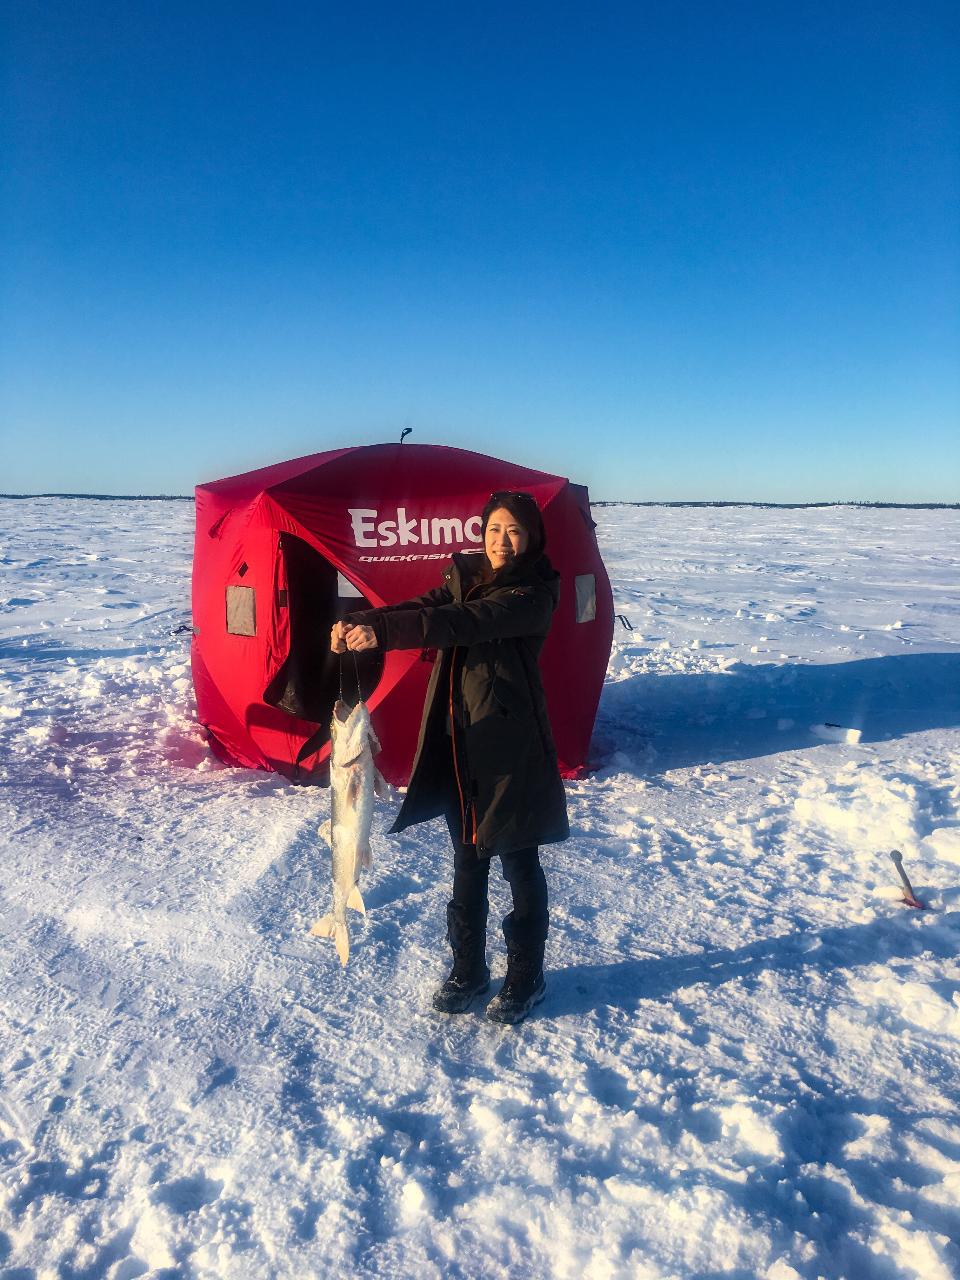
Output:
top-left (191, 443), bottom-right (613, 784)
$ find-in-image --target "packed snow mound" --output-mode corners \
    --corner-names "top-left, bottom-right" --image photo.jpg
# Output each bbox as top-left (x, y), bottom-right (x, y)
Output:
top-left (1, 498), bottom-right (959, 1279)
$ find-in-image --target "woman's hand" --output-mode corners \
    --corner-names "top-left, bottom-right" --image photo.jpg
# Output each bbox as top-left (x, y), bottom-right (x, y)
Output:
top-left (330, 621), bottom-right (379, 653)
top-left (330, 621), bottom-right (350, 653)
top-left (345, 624), bottom-right (378, 652)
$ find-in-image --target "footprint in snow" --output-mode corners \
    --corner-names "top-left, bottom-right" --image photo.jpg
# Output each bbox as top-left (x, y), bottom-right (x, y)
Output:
top-left (585, 1063), bottom-right (635, 1112)
top-left (198, 1056), bottom-right (238, 1099)
top-left (151, 1172), bottom-right (224, 1214)
top-left (11, 1143), bottom-right (119, 1215)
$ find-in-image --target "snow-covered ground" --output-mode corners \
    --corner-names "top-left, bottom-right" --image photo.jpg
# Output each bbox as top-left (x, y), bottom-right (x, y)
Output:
top-left (2, 497), bottom-right (959, 1280)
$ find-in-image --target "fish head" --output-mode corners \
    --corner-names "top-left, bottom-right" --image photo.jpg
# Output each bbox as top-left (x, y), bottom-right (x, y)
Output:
top-left (330, 699), bottom-right (373, 766)
top-left (329, 699), bottom-right (349, 750)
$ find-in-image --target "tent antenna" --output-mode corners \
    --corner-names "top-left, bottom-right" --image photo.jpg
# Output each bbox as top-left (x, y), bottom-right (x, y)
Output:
top-left (399, 427), bottom-right (412, 444)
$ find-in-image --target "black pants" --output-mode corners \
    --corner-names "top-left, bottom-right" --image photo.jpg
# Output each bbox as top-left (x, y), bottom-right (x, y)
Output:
top-left (443, 809), bottom-right (549, 961)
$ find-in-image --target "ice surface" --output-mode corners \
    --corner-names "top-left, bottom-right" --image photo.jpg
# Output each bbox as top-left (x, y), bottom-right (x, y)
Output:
top-left (1, 498), bottom-right (959, 1278)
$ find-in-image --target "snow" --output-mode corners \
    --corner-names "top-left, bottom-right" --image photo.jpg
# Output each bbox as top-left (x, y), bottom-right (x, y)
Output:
top-left (2, 497), bottom-right (960, 1279)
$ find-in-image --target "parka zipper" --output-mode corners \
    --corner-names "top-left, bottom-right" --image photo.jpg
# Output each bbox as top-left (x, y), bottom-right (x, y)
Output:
top-left (449, 580), bottom-right (483, 846)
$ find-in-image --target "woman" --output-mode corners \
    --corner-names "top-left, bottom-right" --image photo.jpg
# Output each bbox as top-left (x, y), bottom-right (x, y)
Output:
top-left (330, 491), bottom-right (569, 1024)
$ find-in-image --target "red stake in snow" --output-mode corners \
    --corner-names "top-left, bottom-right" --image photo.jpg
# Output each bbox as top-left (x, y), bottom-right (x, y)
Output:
top-left (890, 850), bottom-right (926, 910)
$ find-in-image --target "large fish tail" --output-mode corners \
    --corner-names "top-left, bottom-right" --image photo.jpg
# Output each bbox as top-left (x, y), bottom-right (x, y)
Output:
top-left (309, 913), bottom-right (351, 967)
top-left (309, 913), bottom-right (335, 937)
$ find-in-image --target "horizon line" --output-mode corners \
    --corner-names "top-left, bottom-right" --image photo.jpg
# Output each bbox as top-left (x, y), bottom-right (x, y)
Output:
top-left (1, 493), bottom-right (958, 510)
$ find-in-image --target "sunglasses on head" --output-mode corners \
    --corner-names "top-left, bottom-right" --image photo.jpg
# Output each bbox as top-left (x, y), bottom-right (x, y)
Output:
top-left (489, 490), bottom-right (536, 504)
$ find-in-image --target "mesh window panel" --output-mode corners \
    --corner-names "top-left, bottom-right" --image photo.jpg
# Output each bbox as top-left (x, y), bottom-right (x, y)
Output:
top-left (226, 585), bottom-right (256, 636)
top-left (574, 574), bottom-right (596, 623)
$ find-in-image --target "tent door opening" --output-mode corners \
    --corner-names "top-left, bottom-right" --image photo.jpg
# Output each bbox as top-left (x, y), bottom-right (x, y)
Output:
top-left (263, 533), bottom-right (384, 731)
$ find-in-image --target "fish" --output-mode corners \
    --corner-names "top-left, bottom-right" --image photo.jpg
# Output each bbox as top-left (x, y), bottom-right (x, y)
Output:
top-left (309, 698), bottom-right (383, 966)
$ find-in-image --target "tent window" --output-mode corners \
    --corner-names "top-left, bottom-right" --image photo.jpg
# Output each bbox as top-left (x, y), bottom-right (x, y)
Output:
top-left (574, 574), bottom-right (596, 623)
top-left (226, 585), bottom-right (256, 636)
top-left (263, 534), bottom-right (384, 731)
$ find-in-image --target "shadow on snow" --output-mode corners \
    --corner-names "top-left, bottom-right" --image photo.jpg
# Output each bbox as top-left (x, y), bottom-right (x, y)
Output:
top-left (597, 652), bottom-right (960, 772)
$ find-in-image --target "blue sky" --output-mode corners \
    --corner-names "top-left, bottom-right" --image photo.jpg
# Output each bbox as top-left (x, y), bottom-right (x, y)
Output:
top-left (2, 1), bottom-right (957, 500)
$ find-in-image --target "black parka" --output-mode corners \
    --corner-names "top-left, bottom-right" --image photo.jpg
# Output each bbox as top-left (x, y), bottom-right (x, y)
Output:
top-left (349, 553), bottom-right (570, 858)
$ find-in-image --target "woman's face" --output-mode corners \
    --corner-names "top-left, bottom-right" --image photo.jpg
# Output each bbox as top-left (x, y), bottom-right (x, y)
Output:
top-left (484, 506), bottom-right (530, 569)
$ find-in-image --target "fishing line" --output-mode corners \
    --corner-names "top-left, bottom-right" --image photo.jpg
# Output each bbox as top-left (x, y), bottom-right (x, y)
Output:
top-left (338, 648), bottom-right (362, 707)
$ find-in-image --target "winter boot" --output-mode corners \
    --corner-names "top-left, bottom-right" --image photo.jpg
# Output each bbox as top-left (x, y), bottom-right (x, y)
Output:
top-left (432, 902), bottom-right (490, 1014)
top-left (486, 914), bottom-right (546, 1025)
top-left (485, 968), bottom-right (546, 1024)
top-left (432, 962), bottom-right (491, 1014)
